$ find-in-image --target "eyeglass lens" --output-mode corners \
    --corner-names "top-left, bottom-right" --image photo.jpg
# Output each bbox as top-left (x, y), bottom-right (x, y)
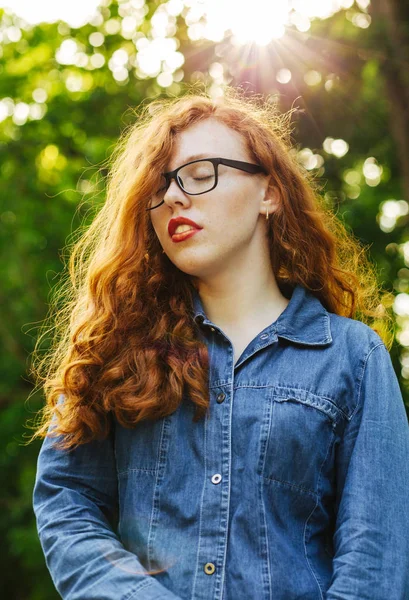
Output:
top-left (149, 160), bottom-right (216, 209)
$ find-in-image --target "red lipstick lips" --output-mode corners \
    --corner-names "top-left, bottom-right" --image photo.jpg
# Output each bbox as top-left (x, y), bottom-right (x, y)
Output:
top-left (168, 216), bottom-right (203, 241)
top-left (171, 229), bottom-right (201, 243)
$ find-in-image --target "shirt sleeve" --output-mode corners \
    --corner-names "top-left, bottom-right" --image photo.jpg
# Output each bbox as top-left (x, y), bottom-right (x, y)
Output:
top-left (326, 342), bottom-right (409, 599)
top-left (32, 415), bottom-right (182, 600)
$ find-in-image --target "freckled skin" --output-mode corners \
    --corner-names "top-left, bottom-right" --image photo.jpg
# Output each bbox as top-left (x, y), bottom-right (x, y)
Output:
top-left (149, 118), bottom-right (278, 283)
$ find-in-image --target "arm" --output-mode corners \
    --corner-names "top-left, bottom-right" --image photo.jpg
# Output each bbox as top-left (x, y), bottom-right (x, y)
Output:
top-left (33, 415), bottom-right (181, 600)
top-left (326, 343), bottom-right (409, 599)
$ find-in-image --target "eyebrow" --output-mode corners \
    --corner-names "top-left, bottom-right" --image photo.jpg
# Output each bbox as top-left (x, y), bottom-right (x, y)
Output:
top-left (167, 153), bottom-right (216, 170)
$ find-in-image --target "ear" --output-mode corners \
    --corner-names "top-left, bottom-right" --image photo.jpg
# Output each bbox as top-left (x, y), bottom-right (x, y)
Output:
top-left (259, 182), bottom-right (280, 218)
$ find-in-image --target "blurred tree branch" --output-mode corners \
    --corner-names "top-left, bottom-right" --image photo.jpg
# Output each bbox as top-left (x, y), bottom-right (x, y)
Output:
top-left (370, 0), bottom-right (409, 200)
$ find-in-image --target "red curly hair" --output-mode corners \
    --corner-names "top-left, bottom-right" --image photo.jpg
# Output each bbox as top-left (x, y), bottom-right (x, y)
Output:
top-left (27, 88), bottom-right (392, 450)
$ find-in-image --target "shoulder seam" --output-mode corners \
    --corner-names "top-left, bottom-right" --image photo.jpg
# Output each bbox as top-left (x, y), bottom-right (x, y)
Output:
top-left (352, 342), bottom-right (386, 421)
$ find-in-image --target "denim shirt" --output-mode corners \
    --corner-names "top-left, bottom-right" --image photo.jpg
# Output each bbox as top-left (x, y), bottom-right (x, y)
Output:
top-left (33, 284), bottom-right (409, 600)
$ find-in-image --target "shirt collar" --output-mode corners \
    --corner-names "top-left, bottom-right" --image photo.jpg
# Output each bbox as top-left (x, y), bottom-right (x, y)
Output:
top-left (192, 283), bottom-right (332, 347)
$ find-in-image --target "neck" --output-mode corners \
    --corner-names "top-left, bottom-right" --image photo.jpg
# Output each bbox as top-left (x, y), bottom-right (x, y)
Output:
top-left (193, 265), bottom-right (289, 332)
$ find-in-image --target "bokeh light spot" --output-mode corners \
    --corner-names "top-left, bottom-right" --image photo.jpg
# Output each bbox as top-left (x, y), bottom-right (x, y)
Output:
top-left (276, 68), bottom-right (292, 84)
top-left (89, 32), bottom-right (105, 47)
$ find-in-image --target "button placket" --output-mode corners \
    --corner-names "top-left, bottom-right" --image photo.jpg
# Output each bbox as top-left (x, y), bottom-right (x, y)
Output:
top-left (192, 317), bottom-right (232, 597)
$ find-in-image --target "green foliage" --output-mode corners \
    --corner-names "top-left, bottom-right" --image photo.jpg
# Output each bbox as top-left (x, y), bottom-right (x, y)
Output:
top-left (1, 1), bottom-right (408, 597)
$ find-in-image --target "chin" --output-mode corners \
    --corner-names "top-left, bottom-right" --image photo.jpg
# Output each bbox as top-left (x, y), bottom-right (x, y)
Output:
top-left (175, 263), bottom-right (203, 277)
top-left (168, 255), bottom-right (206, 277)
top-left (167, 248), bottom-right (219, 278)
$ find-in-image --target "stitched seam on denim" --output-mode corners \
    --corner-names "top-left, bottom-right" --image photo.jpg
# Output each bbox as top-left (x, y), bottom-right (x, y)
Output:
top-left (118, 468), bottom-right (157, 476)
top-left (210, 382), bottom-right (274, 389)
top-left (324, 312), bottom-right (332, 342)
top-left (276, 333), bottom-right (331, 345)
top-left (123, 577), bottom-right (157, 600)
top-left (146, 417), bottom-right (168, 573)
top-left (209, 381), bottom-right (231, 389)
top-left (273, 396), bottom-right (342, 423)
top-left (223, 383), bottom-right (346, 414)
top-left (302, 495), bottom-right (324, 600)
top-left (259, 475), bottom-right (273, 600)
top-left (273, 385), bottom-right (345, 415)
top-left (210, 382), bottom-right (338, 402)
top-left (274, 385), bottom-right (353, 422)
top-left (217, 372), bottom-right (234, 600)
top-left (304, 427), bottom-right (336, 596)
top-left (191, 403), bottom-right (208, 600)
top-left (352, 342), bottom-right (385, 422)
top-left (258, 391), bottom-right (273, 477)
top-left (261, 475), bottom-right (318, 498)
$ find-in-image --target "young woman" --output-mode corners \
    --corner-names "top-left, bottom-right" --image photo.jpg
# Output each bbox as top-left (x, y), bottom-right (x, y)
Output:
top-left (31, 90), bottom-right (409, 600)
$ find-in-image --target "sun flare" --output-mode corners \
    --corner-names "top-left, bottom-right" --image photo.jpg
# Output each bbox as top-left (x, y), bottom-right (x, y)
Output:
top-left (202, 0), bottom-right (290, 45)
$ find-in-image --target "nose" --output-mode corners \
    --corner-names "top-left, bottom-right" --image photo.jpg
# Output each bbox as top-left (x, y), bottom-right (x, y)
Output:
top-left (163, 178), bottom-right (192, 208)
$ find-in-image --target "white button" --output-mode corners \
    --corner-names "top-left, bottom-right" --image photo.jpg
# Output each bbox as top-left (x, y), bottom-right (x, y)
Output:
top-left (211, 473), bottom-right (222, 484)
top-left (210, 327), bottom-right (215, 332)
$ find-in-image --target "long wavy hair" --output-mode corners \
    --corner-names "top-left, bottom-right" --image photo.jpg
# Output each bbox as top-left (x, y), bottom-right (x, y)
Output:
top-left (27, 88), bottom-right (393, 450)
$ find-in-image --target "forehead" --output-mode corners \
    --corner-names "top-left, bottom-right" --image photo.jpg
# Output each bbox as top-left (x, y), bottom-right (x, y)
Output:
top-left (169, 118), bottom-right (250, 169)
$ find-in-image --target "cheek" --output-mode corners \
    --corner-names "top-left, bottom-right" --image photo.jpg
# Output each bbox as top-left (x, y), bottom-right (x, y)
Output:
top-left (215, 184), bottom-right (260, 227)
top-left (150, 213), bottom-right (166, 241)
top-left (221, 177), bottom-right (260, 206)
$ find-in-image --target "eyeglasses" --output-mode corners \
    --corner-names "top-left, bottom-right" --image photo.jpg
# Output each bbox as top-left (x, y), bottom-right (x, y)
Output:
top-left (146, 157), bottom-right (267, 211)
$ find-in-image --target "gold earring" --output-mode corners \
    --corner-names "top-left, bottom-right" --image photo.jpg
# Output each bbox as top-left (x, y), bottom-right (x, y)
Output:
top-left (266, 207), bottom-right (269, 221)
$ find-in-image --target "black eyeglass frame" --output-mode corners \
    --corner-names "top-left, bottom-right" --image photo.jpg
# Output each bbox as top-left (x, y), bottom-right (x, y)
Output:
top-left (146, 157), bottom-right (267, 211)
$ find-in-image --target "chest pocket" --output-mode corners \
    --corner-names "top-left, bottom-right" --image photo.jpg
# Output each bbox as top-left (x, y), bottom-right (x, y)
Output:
top-left (258, 387), bottom-right (344, 496)
top-left (114, 415), bottom-right (173, 476)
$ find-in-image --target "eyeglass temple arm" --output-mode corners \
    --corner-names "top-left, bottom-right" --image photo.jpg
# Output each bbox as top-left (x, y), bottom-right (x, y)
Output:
top-left (219, 158), bottom-right (267, 174)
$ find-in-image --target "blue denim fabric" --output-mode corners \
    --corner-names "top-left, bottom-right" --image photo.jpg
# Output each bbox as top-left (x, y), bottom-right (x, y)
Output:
top-left (33, 284), bottom-right (409, 599)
